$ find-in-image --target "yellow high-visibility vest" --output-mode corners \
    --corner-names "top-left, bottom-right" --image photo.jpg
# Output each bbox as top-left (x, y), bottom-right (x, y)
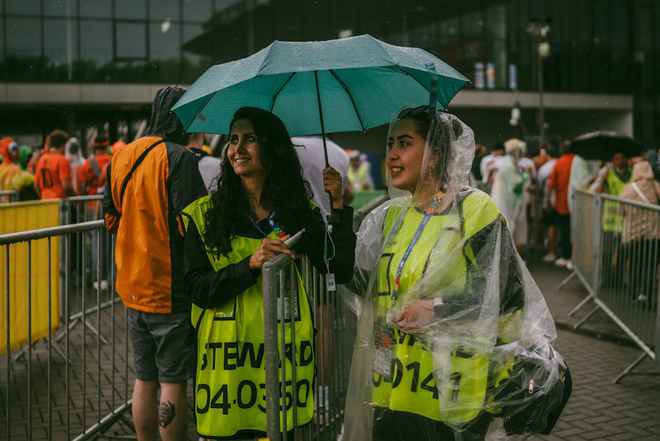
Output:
top-left (372, 189), bottom-right (519, 426)
top-left (183, 196), bottom-right (315, 438)
top-left (602, 169), bottom-right (629, 233)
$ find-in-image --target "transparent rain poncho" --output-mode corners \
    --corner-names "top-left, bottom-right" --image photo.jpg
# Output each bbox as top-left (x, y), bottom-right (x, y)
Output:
top-left (342, 108), bottom-right (569, 441)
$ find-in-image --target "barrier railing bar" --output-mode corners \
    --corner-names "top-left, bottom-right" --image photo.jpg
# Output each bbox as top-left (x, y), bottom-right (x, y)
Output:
top-left (263, 229), bottom-right (305, 441)
top-left (97, 231), bottom-right (102, 425)
top-left (280, 268), bottom-right (288, 441)
top-left (27, 240), bottom-right (33, 441)
top-left (82, 231), bottom-right (88, 434)
top-left (0, 220), bottom-right (103, 245)
top-left (48, 236), bottom-right (53, 440)
top-left (288, 263), bottom-right (298, 429)
top-left (70, 401), bottom-right (132, 441)
top-left (65, 233), bottom-right (71, 440)
top-left (5, 245), bottom-right (10, 441)
top-left (263, 260), bottom-right (282, 441)
top-left (599, 191), bottom-right (660, 212)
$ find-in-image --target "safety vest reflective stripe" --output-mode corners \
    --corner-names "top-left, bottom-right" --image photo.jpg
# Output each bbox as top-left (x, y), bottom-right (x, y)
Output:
top-left (182, 196), bottom-right (315, 438)
top-left (372, 190), bottom-right (520, 425)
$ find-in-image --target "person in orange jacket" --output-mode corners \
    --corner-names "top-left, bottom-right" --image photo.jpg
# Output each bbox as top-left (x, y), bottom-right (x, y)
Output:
top-left (77, 136), bottom-right (112, 196)
top-left (34, 130), bottom-right (72, 199)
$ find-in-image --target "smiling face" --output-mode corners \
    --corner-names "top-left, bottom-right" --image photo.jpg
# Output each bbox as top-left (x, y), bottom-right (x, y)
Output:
top-left (227, 118), bottom-right (265, 178)
top-left (387, 118), bottom-right (428, 193)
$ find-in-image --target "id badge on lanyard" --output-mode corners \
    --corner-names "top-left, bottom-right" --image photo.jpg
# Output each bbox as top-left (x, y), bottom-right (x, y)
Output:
top-left (374, 320), bottom-right (394, 380)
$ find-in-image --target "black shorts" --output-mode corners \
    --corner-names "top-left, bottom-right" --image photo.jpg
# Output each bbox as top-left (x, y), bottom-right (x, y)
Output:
top-left (127, 308), bottom-right (194, 383)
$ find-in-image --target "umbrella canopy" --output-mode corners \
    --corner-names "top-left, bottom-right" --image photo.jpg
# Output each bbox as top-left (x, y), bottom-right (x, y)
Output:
top-left (570, 131), bottom-right (644, 161)
top-left (172, 34), bottom-right (468, 137)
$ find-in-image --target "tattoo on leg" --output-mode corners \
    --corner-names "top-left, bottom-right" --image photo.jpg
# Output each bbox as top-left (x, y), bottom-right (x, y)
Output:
top-left (158, 401), bottom-right (176, 428)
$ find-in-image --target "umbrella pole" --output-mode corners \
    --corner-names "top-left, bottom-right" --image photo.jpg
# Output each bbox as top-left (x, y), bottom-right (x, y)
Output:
top-left (313, 70), bottom-right (330, 168)
top-left (314, 71), bottom-right (338, 294)
top-left (314, 71), bottom-right (337, 224)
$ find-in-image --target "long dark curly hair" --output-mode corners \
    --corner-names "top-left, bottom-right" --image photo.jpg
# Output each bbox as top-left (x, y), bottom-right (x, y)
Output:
top-left (203, 107), bottom-right (313, 255)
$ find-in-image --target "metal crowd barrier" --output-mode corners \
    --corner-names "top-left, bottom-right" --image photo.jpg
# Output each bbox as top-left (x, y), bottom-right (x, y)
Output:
top-left (1, 194), bottom-right (384, 441)
top-left (0, 190), bottom-right (18, 203)
top-left (263, 228), bottom-right (360, 441)
top-left (61, 194), bottom-right (104, 224)
top-left (1, 220), bottom-right (132, 441)
top-left (561, 189), bottom-right (660, 383)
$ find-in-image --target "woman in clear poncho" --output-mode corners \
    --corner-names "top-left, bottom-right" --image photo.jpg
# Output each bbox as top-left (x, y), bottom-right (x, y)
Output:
top-left (343, 107), bottom-right (564, 441)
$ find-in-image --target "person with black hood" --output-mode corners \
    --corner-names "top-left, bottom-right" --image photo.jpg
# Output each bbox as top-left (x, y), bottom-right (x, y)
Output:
top-left (103, 86), bottom-right (206, 441)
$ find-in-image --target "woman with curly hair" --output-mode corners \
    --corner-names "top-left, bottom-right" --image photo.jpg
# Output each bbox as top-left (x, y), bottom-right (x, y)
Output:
top-left (182, 106), bottom-right (355, 440)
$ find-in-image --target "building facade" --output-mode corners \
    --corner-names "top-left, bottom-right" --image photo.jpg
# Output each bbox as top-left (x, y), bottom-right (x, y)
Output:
top-left (0, 0), bottom-right (657, 150)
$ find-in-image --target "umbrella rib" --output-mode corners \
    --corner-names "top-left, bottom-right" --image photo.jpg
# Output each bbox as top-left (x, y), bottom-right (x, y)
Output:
top-left (391, 66), bottom-right (445, 109)
top-left (270, 72), bottom-right (297, 112)
top-left (329, 69), bottom-right (366, 132)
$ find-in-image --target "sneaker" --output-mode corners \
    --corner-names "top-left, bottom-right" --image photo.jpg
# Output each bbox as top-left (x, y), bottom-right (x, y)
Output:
top-left (565, 260), bottom-right (574, 271)
top-left (543, 253), bottom-right (557, 263)
top-left (554, 258), bottom-right (568, 268)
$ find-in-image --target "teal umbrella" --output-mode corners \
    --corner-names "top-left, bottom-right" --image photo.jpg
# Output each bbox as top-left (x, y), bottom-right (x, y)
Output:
top-left (173, 34), bottom-right (468, 148)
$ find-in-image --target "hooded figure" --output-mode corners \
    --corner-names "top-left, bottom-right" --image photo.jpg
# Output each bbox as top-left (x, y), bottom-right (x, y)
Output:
top-left (0, 137), bottom-right (20, 190)
top-left (343, 107), bottom-right (567, 441)
top-left (490, 138), bottom-right (530, 248)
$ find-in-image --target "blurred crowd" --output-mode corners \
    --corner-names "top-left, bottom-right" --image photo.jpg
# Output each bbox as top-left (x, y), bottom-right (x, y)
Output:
top-left (471, 136), bottom-right (660, 285)
top-left (0, 129), bottom-right (379, 210)
top-left (0, 131), bottom-right (222, 202)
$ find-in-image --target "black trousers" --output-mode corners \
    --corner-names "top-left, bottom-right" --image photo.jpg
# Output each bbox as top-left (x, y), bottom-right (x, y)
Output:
top-left (555, 213), bottom-right (572, 260)
top-left (373, 408), bottom-right (491, 441)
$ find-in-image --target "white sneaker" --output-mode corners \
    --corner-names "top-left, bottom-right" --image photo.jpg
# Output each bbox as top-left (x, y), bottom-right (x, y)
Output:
top-left (565, 261), bottom-right (574, 271)
top-left (554, 258), bottom-right (568, 268)
top-left (543, 253), bottom-right (557, 263)
top-left (93, 280), bottom-right (109, 290)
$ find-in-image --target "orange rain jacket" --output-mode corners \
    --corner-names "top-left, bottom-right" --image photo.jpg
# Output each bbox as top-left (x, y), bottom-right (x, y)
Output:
top-left (103, 136), bottom-right (206, 314)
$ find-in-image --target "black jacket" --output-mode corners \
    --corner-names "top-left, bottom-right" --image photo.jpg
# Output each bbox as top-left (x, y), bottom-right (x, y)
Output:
top-left (184, 206), bottom-right (356, 309)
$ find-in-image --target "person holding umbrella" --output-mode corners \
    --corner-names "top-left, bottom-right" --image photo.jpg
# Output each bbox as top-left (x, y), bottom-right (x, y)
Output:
top-left (344, 106), bottom-right (566, 441)
top-left (181, 107), bottom-right (356, 440)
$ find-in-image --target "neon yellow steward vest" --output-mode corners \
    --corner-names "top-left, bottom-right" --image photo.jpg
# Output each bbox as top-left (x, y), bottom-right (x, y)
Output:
top-left (602, 169), bottom-right (629, 233)
top-left (372, 189), bottom-right (519, 426)
top-left (182, 196), bottom-right (315, 438)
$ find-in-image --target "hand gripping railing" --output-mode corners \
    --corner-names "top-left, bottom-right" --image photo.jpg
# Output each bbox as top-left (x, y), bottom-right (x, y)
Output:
top-left (263, 230), bottom-right (305, 441)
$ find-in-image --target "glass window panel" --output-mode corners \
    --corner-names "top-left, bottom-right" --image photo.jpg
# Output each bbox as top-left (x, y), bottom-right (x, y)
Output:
top-left (6, 18), bottom-right (41, 58)
top-left (116, 22), bottom-right (147, 59)
top-left (44, 18), bottom-right (78, 65)
top-left (115, 0), bottom-right (147, 20)
top-left (6, 0), bottom-right (41, 15)
top-left (486, 6), bottom-right (506, 40)
top-left (183, 0), bottom-right (213, 21)
top-left (79, 0), bottom-right (112, 18)
top-left (150, 0), bottom-right (180, 21)
top-left (182, 23), bottom-right (211, 81)
top-left (44, 0), bottom-right (76, 17)
top-left (215, 0), bottom-right (242, 13)
top-left (80, 19), bottom-right (113, 66)
top-left (0, 17), bottom-right (4, 61)
top-left (150, 21), bottom-right (180, 60)
top-left (462, 11), bottom-right (484, 40)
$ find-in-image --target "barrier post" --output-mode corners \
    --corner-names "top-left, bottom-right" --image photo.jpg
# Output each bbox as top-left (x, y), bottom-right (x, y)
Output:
top-left (0, 221), bottom-right (132, 440)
